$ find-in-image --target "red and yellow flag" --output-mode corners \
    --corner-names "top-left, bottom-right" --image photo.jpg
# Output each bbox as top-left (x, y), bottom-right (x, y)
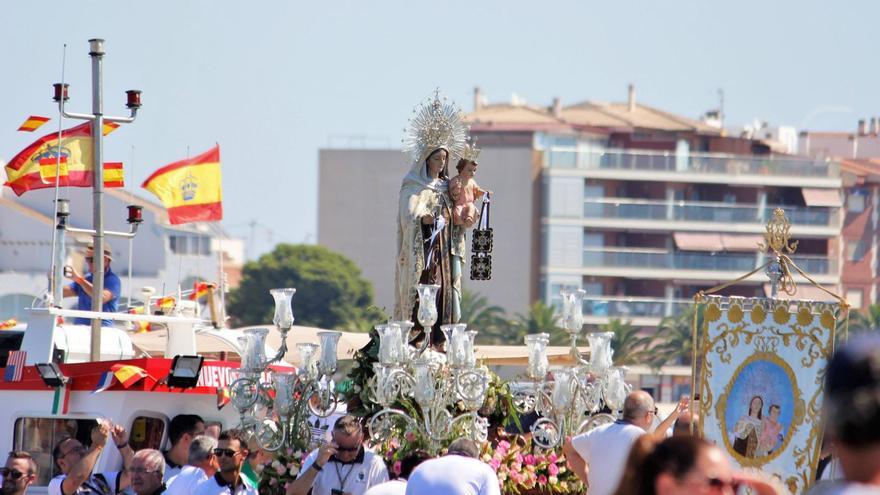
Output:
top-left (110, 363), bottom-right (148, 388)
top-left (4, 123), bottom-right (124, 196)
top-left (18, 116), bottom-right (50, 132)
top-left (141, 145), bottom-right (222, 225)
top-left (189, 281), bottom-right (211, 301)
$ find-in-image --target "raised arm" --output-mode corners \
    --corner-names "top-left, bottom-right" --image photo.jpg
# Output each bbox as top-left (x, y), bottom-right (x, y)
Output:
top-left (62, 425), bottom-right (109, 495)
top-left (652, 397), bottom-right (689, 441)
top-left (112, 424), bottom-right (133, 491)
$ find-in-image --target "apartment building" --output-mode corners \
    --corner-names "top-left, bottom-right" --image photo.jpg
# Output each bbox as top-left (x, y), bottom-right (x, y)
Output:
top-left (318, 87), bottom-right (844, 327)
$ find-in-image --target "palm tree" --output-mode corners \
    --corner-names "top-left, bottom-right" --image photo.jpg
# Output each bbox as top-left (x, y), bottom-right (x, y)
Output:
top-left (598, 318), bottom-right (654, 366)
top-left (652, 305), bottom-right (704, 368)
top-left (510, 300), bottom-right (566, 345)
top-left (459, 289), bottom-right (508, 343)
top-left (838, 304), bottom-right (880, 341)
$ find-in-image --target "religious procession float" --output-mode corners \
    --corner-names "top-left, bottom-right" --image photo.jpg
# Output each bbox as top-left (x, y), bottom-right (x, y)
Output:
top-left (0, 39), bottom-right (848, 495)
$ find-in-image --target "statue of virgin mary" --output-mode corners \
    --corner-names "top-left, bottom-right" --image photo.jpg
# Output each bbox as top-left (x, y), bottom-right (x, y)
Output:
top-left (394, 91), bottom-right (469, 345)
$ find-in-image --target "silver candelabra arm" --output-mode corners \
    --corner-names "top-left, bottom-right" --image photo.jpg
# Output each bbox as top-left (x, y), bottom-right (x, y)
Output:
top-left (569, 333), bottom-right (590, 366)
top-left (368, 408), bottom-right (418, 445)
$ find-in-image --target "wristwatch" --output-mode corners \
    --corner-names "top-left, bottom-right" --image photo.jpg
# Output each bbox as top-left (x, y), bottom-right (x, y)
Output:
top-left (312, 462), bottom-right (323, 472)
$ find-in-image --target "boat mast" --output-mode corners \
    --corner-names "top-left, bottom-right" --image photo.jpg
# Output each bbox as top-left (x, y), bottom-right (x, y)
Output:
top-left (57, 38), bottom-right (142, 361)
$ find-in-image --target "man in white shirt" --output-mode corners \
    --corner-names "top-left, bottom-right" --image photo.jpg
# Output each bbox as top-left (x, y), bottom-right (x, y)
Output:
top-left (163, 415), bottom-right (206, 483)
top-left (404, 439), bottom-right (499, 495)
top-left (193, 430), bottom-right (256, 495)
top-left (288, 415), bottom-right (388, 495)
top-left (49, 422), bottom-right (133, 495)
top-left (363, 450), bottom-right (430, 495)
top-left (563, 391), bottom-right (686, 495)
top-left (166, 436), bottom-right (218, 495)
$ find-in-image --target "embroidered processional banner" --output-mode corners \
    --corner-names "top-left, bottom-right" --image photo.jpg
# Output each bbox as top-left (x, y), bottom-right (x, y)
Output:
top-left (697, 295), bottom-right (837, 494)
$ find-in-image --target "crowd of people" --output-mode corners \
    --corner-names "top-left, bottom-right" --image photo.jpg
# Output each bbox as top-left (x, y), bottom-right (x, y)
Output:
top-left (3, 336), bottom-right (880, 495)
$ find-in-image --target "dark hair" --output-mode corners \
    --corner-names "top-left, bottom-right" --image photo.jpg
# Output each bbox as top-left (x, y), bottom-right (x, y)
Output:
top-left (769, 404), bottom-right (780, 414)
top-left (636, 437), bottom-right (714, 495)
top-left (455, 158), bottom-right (475, 173)
top-left (218, 429), bottom-right (249, 452)
top-left (52, 437), bottom-right (74, 464)
top-left (398, 450), bottom-right (431, 479)
top-left (446, 438), bottom-right (479, 459)
top-left (425, 149), bottom-right (449, 180)
top-left (168, 414), bottom-right (204, 446)
top-left (748, 395), bottom-right (763, 419)
top-left (8, 450), bottom-right (38, 476)
top-left (825, 336), bottom-right (880, 447)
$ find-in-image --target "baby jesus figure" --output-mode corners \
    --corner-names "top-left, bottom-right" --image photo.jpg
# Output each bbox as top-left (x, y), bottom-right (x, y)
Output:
top-left (757, 404), bottom-right (783, 456)
top-left (450, 158), bottom-right (489, 228)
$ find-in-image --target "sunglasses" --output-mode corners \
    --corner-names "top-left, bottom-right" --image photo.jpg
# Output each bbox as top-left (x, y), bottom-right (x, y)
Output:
top-left (213, 448), bottom-right (240, 457)
top-left (1, 468), bottom-right (27, 480)
top-left (336, 446), bottom-right (359, 453)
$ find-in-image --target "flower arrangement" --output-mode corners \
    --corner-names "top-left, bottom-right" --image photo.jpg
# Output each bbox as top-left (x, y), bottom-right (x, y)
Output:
top-left (258, 447), bottom-right (308, 495)
top-left (481, 438), bottom-right (584, 495)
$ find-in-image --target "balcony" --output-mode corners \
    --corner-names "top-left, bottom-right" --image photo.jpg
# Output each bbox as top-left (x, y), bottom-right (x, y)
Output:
top-left (543, 148), bottom-right (840, 187)
top-left (581, 295), bottom-right (692, 326)
top-left (573, 198), bottom-right (839, 231)
top-left (552, 247), bottom-right (839, 284)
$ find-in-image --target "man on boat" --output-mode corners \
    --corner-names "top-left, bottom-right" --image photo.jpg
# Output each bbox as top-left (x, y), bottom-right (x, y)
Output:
top-left (2, 451), bottom-right (38, 495)
top-left (62, 243), bottom-right (121, 327)
top-left (289, 415), bottom-right (388, 495)
top-left (165, 436), bottom-right (218, 495)
top-left (193, 430), bottom-right (256, 495)
top-left (129, 450), bottom-right (165, 495)
top-left (49, 421), bottom-right (133, 495)
top-left (162, 415), bottom-right (206, 482)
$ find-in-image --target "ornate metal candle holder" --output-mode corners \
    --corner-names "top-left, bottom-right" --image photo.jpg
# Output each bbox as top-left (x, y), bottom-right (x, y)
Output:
top-left (514, 288), bottom-right (631, 449)
top-left (228, 287), bottom-right (342, 451)
top-left (367, 284), bottom-right (490, 454)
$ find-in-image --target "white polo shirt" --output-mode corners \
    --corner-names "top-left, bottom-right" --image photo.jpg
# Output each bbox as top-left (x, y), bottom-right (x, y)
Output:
top-left (404, 455), bottom-right (500, 495)
top-left (298, 448), bottom-right (389, 495)
top-left (49, 472), bottom-right (122, 495)
top-left (570, 420), bottom-right (646, 495)
top-left (166, 466), bottom-right (208, 495)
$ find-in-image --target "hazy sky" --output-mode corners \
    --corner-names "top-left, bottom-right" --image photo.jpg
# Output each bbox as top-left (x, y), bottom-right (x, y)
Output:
top-left (2, 1), bottom-right (876, 258)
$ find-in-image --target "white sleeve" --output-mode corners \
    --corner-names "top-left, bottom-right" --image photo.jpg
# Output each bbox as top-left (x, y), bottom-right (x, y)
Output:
top-left (368, 457), bottom-right (389, 486)
top-left (479, 467), bottom-right (502, 495)
top-left (570, 430), bottom-right (593, 463)
top-left (48, 475), bottom-right (65, 495)
top-left (296, 450), bottom-right (319, 480)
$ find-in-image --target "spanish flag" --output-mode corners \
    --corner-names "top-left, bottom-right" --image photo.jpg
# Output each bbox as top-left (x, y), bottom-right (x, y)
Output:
top-left (18, 116), bottom-right (50, 132)
top-left (189, 281), bottom-right (211, 301)
top-left (141, 145), bottom-right (222, 225)
top-left (110, 363), bottom-right (148, 388)
top-left (4, 123), bottom-right (124, 196)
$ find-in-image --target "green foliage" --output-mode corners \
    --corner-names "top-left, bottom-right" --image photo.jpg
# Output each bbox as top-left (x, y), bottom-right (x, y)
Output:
top-left (599, 318), bottom-right (654, 366)
top-left (513, 300), bottom-right (567, 345)
top-left (226, 244), bottom-right (385, 330)
top-left (652, 305), bottom-right (704, 368)
top-left (839, 304), bottom-right (880, 341)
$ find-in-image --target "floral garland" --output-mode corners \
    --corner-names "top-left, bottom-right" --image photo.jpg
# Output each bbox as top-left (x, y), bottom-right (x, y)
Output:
top-left (258, 448), bottom-right (307, 495)
top-left (481, 438), bottom-right (584, 495)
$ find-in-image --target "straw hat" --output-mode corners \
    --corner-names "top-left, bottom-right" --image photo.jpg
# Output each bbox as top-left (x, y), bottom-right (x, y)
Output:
top-left (83, 242), bottom-right (113, 261)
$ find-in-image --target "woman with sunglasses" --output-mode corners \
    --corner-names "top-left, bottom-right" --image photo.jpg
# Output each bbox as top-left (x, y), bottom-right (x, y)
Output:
top-left (615, 436), bottom-right (782, 495)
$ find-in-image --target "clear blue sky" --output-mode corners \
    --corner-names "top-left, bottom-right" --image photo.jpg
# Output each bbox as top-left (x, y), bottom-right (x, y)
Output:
top-left (2, 0), bottom-right (876, 258)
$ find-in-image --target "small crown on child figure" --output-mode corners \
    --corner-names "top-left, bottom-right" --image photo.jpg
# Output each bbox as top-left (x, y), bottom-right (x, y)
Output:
top-left (461, 138), bottom-right (481, 163)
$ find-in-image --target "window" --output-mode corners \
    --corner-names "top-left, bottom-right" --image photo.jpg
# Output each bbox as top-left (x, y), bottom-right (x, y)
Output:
top-left (0, 293), bottom-right (38, 323)
top-left (170, 235), bottom-right (212, 256)
top-left (848, 190), bottom-right (867, 213)
top-left (847, 289), bottom-right (863, 310)
top-left (129, 415), bottom-right (167, 451)
top-left (14, 417), bottom-right (99, 486)
top-left (847, 240), bottom-right (869, 261)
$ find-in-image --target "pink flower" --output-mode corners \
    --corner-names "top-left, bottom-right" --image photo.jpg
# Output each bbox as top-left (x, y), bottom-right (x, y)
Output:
top-left (393, 461), bottom-right (402, 476)
top-left (523, 454), bottom-right (536, 466)
top-left (269, 478), bottom-right (277, 486)
top-left (538, 475), bottom-right (548, 485)
top-left (548, 463), bottom-right (559, 476)
top-left (404, 431), bottom-right (417, 442)
top-left (498, 440), bottom-right (510, 450)
top-left (274, 464), bottom-right (287, 475)
top-left (514, 453), bottom-right (524, 464)
top-left (536, 454), bottom-right (547, 464)
top-left (489, 459), bottom-right (501, 471)
top-left (548, 452), bottom-right (558, 463)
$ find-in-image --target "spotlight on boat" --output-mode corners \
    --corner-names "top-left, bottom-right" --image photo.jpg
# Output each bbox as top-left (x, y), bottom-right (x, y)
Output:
top-left (53, 83), bottom-right (70, 102)
top-left (127, 205), bottom-right (143, 224)
top-left (125, 90), bottom-right (142, 109)
top-left (167, 355), bottom-right (204, 388)
top-left (36, 363), bottom-right (69, 388)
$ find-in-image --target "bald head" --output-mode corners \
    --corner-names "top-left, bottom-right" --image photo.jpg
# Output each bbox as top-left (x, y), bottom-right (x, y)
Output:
top-left (623, 390), bottom-right (655, 430)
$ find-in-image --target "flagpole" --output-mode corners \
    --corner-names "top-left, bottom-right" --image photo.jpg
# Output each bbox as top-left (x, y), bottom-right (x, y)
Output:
top-left (49, 44), bottom-right (68, 307)
top-left (127, 145), bottom-right (135, 308)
